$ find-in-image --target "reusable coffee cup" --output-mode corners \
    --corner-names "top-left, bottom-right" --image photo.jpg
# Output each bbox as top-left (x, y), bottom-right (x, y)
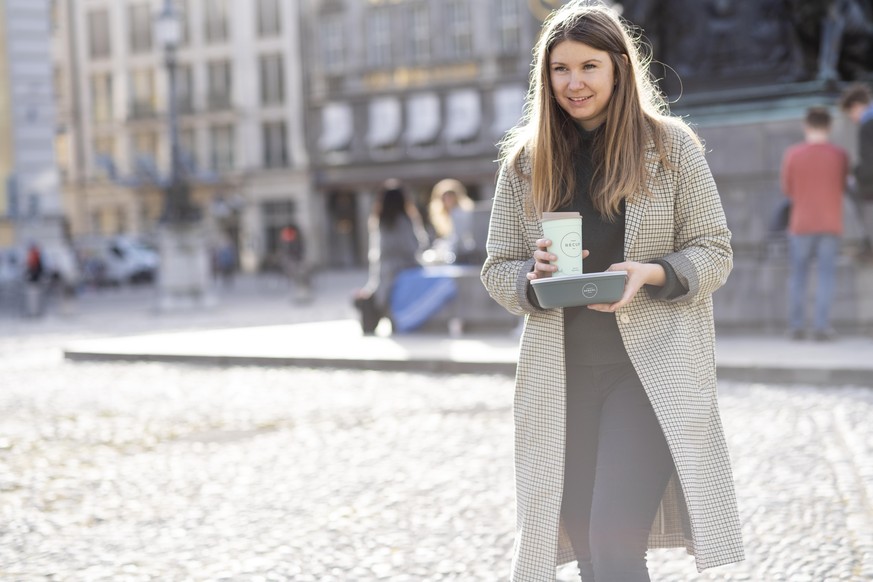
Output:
top-left (541, 211), bottom-right (583, 277)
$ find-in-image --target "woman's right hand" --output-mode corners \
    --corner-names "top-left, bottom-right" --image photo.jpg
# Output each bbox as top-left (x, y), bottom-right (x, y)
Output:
top-left (526, 238), bottom-right (589, 280)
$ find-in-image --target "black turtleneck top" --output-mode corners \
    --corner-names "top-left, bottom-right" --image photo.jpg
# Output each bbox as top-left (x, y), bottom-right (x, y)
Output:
top-left (531, 124), bottom-right (686, 366)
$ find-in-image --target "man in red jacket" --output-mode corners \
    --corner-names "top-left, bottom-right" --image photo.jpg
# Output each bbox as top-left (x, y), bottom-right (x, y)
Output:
top-left (781, 107), bottom-right (849, 341)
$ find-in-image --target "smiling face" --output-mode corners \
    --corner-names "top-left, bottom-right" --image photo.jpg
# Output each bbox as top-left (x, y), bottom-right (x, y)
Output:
top-left (549, 40), bottom-right (616, 131)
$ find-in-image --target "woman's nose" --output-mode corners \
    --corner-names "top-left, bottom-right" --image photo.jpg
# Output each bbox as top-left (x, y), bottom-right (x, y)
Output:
top-left (568, 74), bottom-right (584, 90)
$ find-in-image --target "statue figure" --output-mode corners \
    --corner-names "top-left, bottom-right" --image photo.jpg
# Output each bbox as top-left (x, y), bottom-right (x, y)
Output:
top-left (618, 0), bottom-right (873, 94)
top-left (787, 0), bottom-right (873, 82)
top-left (621, 0), bottom-right (809, 93)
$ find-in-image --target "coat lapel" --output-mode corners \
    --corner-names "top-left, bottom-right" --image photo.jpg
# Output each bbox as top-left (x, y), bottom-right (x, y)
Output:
top-left (625, 142), bottom-right (660, 256)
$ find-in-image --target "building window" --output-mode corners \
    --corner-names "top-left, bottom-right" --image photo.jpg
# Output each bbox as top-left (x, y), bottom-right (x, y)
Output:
top-left (55, 133), bottom-right (70, 181)
top-left (175, 64), bottom-right (193, 113)
top-left (209, 124), bottom-right (235, 171)
top-left (90, 73), bottom-right (113, 123)
top-left (51, 0), bottom-right (60, 32)
top-left (404, 93), bottom-right (440, 146)
top-left (494, 0), bottom-right (521, 53)
top-left (257, 0), bottom-right (281, 37)
top-left (94, 136), bottom-right (114, 157)
top-left (319, 103), bottom-right (354, 152)
top-left (128, 3), bottom-right (153, 53)
top-left (366, 97), bottom-right (402, 149)
top-left (87, 9), bottom-right (111, 59)
top-left (320, 13), bottom-right (345, 74)
top-left (204, 0), bottom-right (229, 43)
top-left (446, 1), bottom-right (472, 59)
top-left (115, 207), bottom-right (128, 234)
top-left (207, 60), bottom-right (233, 110)
top-left (54, 67), bottom-right (64, 117)
top-left (175, 0), bottom-right (190, 46)
top-left (408, 3), bottom-right (430, 63)
top-left (366, 8), bottom-right (391, 68)
top-left (131, 130), bottom-right (158, 162)
top-left (444, 89), bottom-right (481, 144)
top-left (262, 121), bottom-right (288, 168)
top-left (92, 137), bottom-right (116, 182)
top-left (492, 85), bottom-right (526, 136)
top-left (259, 54), bottom-right (284, 105)
top-left (90, 210), bottom-right (103, 234)
top-left (130, 69), bottom-right (156, 118)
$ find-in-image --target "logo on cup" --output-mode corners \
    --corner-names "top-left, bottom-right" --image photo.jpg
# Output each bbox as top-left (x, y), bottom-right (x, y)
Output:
top-left (561, 232), bottom-right (582, 257)
top-left (582, 283), bottom-right (598, 298)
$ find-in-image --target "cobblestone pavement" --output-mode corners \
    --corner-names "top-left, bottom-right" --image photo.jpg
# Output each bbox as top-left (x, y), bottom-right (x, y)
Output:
top-left (1, 274), bottom-right (872, 581)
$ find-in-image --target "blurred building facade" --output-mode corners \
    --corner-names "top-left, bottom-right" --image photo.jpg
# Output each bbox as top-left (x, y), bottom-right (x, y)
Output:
top-left (9, 0), bottom-right (871, 331)
top-left (298, 0), bottom-right (544, 267)
top-left (52, 0), bottom-right (310, 272)
top-left (0, 0), bottom-right (65, 250)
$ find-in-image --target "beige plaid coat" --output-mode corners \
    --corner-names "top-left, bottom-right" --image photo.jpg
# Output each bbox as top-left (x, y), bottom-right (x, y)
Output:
top-left (481, 122), bottom-right (745, 581)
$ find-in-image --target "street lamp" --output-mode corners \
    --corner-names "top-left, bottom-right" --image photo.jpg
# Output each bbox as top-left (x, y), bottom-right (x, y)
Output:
top-left (155, 0), bottom-right (194, 222)
top-left (154, 0), bottom-right (211, 309)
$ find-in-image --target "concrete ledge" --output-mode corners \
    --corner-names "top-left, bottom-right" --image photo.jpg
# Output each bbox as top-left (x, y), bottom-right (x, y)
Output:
top-left (717, 366), bottom-right (873, 388)
top-left (62, 320), bottom-right (873, 387)
top-left (63, 349), bottom-right (519, 376)
top-left (62, 319), bottom-right (521, 376)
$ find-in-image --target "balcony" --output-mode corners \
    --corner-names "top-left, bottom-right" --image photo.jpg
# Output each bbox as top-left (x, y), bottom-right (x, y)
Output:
top-left (128, 100), bottom-right (157, 120)
top-left (176, 97), bottom-right (195, 115)
top-left (207, 93), bottom-right (232, 111)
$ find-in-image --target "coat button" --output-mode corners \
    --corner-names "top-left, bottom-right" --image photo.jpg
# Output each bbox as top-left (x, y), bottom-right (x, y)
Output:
top-left (620, 313), bottom-right (630, 324)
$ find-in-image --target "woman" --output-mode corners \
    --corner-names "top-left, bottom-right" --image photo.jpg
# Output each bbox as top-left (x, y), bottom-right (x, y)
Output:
top-left (355, 179), bottom-right (428, 334)
top-left (480, 2), bottom-right (744, 581)
top-left (427, 178), bottom-right (475, 263)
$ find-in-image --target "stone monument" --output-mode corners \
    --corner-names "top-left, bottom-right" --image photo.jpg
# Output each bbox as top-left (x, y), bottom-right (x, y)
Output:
top-left (619, 0), bottom-right (873, 332)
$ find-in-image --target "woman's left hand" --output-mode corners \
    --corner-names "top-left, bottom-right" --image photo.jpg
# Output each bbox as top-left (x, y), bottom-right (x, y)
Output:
top-left (586, 261), bottom-right (666, 312)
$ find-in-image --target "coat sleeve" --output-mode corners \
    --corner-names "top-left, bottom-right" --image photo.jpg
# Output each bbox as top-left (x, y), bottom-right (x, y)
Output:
top-left (656, 130), bottom-right (733, 304)
top-left (856, 120), bottom-right (873, 196)
top-left (480, 161), bottom-right (543, 316)
top-left (780, 146), bottom-right (794, 200)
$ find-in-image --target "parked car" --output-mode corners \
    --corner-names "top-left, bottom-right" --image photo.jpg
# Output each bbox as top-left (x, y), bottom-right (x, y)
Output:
top-left (75, 235), bottom-right (159, 286)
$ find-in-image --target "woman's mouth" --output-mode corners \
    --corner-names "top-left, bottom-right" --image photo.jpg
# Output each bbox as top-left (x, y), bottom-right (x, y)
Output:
top-left (568, 96), bottom-right (591, 103)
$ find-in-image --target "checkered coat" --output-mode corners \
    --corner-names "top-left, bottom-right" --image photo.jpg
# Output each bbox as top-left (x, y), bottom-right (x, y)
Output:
top-left (481, 121), bottom-right (745, 580)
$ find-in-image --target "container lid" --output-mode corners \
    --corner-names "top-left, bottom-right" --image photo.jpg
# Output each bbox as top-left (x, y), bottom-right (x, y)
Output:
top-left (530, 270), bottom-right (627, 286)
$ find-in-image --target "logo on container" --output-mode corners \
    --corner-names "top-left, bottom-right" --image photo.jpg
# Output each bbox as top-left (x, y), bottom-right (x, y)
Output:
top-left (561, 232), bottom-right (582, 257)
top-left (582, 283), bottom-right (598, 298)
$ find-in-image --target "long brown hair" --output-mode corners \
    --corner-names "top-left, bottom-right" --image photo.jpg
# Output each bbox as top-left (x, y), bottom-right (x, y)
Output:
top-left (499, 1), bottom-right (689, 220)
top-left (370, 179), bottom-right (421, 229)
top-left (428, 178), bottom-right (474, 238)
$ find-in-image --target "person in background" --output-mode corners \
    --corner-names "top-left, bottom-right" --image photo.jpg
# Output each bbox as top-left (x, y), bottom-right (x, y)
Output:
top-left (24, 243), bottom-right (45, 317)
top-left (839, 83), bottom-right (873, 257)
top-left (354, 179), bottom-right (428, 334)
top-left (781, 106), bottom-right (849, 341)
top-left (480, 2), bottom-right (743, 580)
top-left (427, 178), bottom-right (475, 263)
top-left (280, 223), bottom-right (310, 302)
top-left (25, 243), bottom-right (43, 284)
top-left (214, 239), bottom-right (237, 289)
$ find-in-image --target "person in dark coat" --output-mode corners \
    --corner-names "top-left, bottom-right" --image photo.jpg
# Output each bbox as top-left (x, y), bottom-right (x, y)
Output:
top-left (354, 180), bottom-right (428, 334)
top-left (840, 83), bottom-right (873, 258)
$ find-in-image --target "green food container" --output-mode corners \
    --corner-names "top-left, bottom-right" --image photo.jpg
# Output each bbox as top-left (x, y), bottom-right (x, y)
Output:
top-left (530, 271), bottom-right (627, 308)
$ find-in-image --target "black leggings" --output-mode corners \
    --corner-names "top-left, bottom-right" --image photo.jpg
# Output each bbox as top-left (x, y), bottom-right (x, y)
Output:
top-left (561, 361), bottom-right (675, 582)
